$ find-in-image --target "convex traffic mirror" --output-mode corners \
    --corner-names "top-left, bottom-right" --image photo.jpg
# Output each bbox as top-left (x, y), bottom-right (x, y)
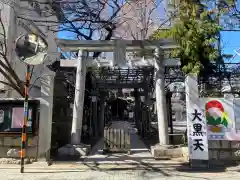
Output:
top-left (15, 34), bottom-right (48, 65)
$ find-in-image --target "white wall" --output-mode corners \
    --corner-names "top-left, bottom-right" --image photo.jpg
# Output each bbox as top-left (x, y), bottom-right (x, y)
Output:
top-left (0, 1), bottom-right (58, 98)
top-left (37, 69), bottom-right (55, 160)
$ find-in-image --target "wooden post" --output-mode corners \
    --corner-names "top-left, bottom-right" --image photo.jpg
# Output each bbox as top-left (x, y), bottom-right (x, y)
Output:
top-left (144, 88), bottom-right (150, 137)
top-left (110, 128), bottom-right (114, 149)
top-left (167, 90), bottom-right (174, 144)
top-left (103, 127), bottom-right (108, 152)
top-left (134, 89), bottom-right (140, 131)
top-left (120, 129), bottom-right (124, 149)
top-left (99, 92), bottom-right (105, 136)
top-left (91, 96), bottom-right (98, 137)
top-left (127, 129), bottom-right (131, 153)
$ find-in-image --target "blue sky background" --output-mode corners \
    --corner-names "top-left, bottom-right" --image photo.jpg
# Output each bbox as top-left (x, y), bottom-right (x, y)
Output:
top-left (220, 0), bottom-right (240, 63)
top-left (58, 0), bottom-right (240, 64)
top-left (221, 31), bottom-right (240, 63)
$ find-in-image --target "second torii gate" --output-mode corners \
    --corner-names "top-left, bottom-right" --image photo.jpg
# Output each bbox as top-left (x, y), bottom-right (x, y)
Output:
top-left (56, 39), bottom-right (179, 156)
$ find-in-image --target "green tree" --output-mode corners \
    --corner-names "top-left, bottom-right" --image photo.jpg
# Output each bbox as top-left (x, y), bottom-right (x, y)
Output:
top-left (151, 0), bottom-right (221, 74)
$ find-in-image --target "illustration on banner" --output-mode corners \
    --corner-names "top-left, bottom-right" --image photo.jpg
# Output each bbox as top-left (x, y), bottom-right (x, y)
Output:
top-left (205, 99), bottom-right (232, 139)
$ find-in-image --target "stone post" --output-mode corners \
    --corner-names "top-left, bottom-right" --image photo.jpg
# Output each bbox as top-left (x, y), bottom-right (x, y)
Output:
top-left (38, 69), bottom-right (55, 162)
top-left (185, 74), bottom-right (210, 166)
top-left (58, 50), bottom-right (90, 157)
top-left (185, 74), bottom-right (198, 113)
top-left (113, 40), bottom-right (126, 66)
top-left (37, 28), bottom-right (58, 163)
top-left (71, 50), bottom-right (87, 145)
top-left (154, 48), bottom-right (169, 145)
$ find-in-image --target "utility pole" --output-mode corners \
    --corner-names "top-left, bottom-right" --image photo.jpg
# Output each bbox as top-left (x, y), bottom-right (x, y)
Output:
top-left (216, 0), bottom-right (221, 54)
top-left (216, 0), bottom-right (223, 94)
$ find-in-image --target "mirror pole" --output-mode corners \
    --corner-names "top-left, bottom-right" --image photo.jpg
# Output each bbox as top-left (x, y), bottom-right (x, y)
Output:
top-left (20, 64), bottom-right (31, 173)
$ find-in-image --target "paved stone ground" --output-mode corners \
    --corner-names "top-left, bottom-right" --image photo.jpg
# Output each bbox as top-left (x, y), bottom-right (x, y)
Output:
top-left (0, 163), bottom-right (240, 180)
top-left (1, 121), bottom-right (237, 179)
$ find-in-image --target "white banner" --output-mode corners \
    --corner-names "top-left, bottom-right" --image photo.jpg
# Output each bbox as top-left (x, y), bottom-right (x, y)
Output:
top-left (187, 102), bottom-right (209, 160)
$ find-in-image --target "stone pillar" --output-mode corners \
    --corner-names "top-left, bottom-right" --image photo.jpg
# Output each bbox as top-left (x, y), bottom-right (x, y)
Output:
top-left (38, 68), bottom-right (55, 162)
top-left (185, 74), bottom-right (198, 111)
top-left (113, 40), bottom-right (126, 66)
top-left (58, 50), bottom-right (90, 157)
top-left (71, 50), bottom-right (87, 145)
top-left (37, 28), bottom-right (58, 163)
top-left (154, 48), bottom-right (169, 145)
top-left (185, 74), bottom-right (210, 166)
top-left (99, 92), bottom-right (105, 136)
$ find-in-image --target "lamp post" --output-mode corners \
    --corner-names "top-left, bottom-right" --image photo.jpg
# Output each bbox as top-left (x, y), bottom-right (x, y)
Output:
top-left (15, 34), bottom-right (48, 173)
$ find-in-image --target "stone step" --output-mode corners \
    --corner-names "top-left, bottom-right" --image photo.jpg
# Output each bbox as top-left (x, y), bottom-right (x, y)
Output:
top-left (151, 145), bottom-right (188, 160)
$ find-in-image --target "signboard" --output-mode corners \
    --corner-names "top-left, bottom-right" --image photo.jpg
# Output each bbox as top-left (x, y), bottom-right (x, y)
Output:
top-left (187, 102), bottom-right (209, 160)
top-left (11, 107), bottom-right (32, 128)
top-left (188, 98), bottom-right (240, 142)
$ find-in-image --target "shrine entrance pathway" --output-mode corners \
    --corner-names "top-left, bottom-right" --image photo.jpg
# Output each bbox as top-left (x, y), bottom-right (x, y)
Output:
top-left (82, 121), bottom-right (153, 165)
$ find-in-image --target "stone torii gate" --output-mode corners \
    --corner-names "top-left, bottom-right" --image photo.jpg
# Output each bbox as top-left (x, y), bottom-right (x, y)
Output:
top-left (56, 39), bottom-right (179, 156)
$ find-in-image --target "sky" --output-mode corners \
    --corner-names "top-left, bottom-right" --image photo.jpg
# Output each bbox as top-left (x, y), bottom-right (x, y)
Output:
top-left (58, 30), bottom-right (76, 40)
top-left (58, 0), bottom-right (240, 64)
top-left (221, 31), bottom-right (240, 63)
top-left (220, 0), bottom-right (240, 64)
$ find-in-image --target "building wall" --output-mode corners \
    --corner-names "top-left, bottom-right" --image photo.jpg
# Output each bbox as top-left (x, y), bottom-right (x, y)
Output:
top-left (0, 3), bottom-right (15, 92)
top-left (0, 135), bottom-right (38, 159)
top-left (208, 141), bottom-right (240, 161)
top-left (0, 1), bottom-right (58, 160)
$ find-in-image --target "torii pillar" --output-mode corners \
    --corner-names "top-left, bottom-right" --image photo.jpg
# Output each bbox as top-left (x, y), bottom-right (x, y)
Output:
top-left (154, 48), bottom-right (169, 145)
top-left (71, 50), bottom-right (87, 145)
top-left (58, 50), bottom-right (90, 157)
